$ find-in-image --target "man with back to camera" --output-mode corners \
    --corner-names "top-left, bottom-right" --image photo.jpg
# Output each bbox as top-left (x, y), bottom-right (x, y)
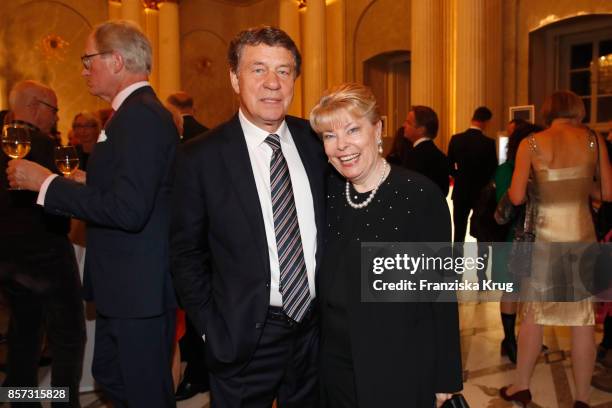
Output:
top-left (166, 92), bottom-right (211, 402)
top-left (7, 20), bottom-right (179, 407)
top-left (170, 26), bottom-right (327, 407)
top-left (167, 91), bottom-right (209, 142)
top-left (447, 106), bottom-right (498, 244)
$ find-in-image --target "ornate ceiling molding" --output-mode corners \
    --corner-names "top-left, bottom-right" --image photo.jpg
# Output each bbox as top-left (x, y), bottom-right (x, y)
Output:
top-left (209, 0), bottom-right (265, 7)
top-left (106, 0), bottom-right (180, 10)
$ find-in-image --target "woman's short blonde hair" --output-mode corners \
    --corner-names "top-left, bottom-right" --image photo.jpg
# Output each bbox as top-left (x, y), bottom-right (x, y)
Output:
top-left (310, 83), bottom-right (381, 135)
top-left (541, 90), bottom-right (585, 126)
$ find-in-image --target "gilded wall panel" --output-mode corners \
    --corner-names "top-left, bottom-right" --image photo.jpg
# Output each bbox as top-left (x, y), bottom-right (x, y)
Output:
top-left (179, 0), bottom-right (278, 126)
top-left (0, 0), bottom-right (108, 139)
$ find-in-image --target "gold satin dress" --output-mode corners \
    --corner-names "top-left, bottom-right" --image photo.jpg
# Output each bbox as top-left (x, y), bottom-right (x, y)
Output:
top-left (522, 133), bottom-right (597, 326)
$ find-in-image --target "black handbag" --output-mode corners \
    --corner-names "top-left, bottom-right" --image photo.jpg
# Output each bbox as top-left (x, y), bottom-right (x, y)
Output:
top-left (441, 394), bottom-right (470, 408)
top-left (470, 181), bottom-right (510, 242)
top-left (507, 171), bottom-right (537, 279)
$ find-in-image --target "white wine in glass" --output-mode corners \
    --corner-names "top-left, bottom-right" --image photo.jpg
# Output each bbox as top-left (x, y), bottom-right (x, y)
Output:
top-left (54, 146), bottom-right (80, 176)
top-left (2, 124), bottom-right (31, 159)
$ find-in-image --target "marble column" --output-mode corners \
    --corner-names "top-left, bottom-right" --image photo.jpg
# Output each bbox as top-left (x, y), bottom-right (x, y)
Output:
top-left (108, 0), bottom-right (121, 20)
top-left (326, 0), bottom-right (345, 89)
top-left (411, 0), bottom-right (443, 109)
top-left (279, 0), bottom-right (303, 117)
top-left (143, 7), bottom-right (160, 90)
top-left (410, 0), bottom-right (446, 147)
top-left (302, 0), bottom-right (327, 117)
top-left (484, 0), bottom-right (504, 134)
top-left (454, 0), bottom-right (485, 133)
top-left (158, 0), bottom-right (181, 102)
top-left (120, 0), bottom-right (143, 27)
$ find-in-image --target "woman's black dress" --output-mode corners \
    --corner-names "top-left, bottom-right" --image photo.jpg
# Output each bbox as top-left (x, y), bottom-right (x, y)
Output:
top-left (319, 165), bottom-right (463, 407)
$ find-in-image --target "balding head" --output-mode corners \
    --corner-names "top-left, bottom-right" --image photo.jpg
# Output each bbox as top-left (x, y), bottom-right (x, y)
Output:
top-left (166, 91), bottom-right (194, 115)
top-left (9, 80), bottom-right (58, 135)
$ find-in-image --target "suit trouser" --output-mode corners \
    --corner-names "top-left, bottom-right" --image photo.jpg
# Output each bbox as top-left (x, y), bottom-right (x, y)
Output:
top-left (179, 316), bottom-right (209, 387)
top-left (210, 308), bottom-right (319, 408)
top-left (1, 237), bottom-right (85, 408)
top-left (452, 197), bottom-right (472, 244)
top-left (92, 310), bottom-right (176, 408)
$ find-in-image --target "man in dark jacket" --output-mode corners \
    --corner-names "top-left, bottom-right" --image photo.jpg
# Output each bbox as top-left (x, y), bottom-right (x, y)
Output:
top-left (1, 80), bottom-right (85, 406)
top-left (7, 21), bottom-right (179, 407)
top-left (447, 106), bottom-right (498, 243)
top-left (167, 91), bottom-right (209, 142)
top-left (402, 105), bottom-right (450, 196)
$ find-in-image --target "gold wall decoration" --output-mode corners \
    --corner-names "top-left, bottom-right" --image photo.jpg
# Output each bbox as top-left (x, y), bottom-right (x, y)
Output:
top-left (195, 57), bottom-right (213, 75)
top-left (143, 0), bottom-right (161, 9)
top-left (144, 0), bottom-right (179, 8)
top-left (37, 34), bottom-right (70, 62)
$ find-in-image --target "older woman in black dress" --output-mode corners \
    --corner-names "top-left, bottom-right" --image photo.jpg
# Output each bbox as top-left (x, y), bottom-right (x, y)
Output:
top-left (310, 83), bottom-right (463, 407)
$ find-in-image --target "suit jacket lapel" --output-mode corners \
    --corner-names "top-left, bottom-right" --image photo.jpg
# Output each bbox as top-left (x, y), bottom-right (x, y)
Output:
top-left (286, 117), bottom-right (326, 270)
top-left (221, 115), bottom-right (270, 277)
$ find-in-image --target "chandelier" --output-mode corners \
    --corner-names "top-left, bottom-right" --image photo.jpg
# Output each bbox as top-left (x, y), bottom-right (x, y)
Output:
top-left (599, 54), bottom-right (612, 95)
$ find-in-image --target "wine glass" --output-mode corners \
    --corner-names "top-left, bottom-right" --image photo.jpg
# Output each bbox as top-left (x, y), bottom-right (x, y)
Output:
top-left (2, 123), bottom-right (32, 190)
top-left (2, 123), bottom-right (31, 159)
top-left (54, 145), bottom-right (80, 176)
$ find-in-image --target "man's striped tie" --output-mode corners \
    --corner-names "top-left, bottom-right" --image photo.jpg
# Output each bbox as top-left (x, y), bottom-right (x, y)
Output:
top-left (265, 134), bottom-right (310, 323)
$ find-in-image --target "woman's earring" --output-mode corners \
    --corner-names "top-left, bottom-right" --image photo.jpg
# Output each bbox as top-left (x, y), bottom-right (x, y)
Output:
top-left (377, 139), bottom-right (383, 154)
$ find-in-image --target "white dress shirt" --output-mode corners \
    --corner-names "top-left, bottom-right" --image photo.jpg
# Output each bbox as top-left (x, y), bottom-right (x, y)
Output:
top-left (37, 81), bottom-right (151, 206)
top-left (239, 110), bottom-right (317, 307)
top-left (412, 136), bottom-right (431, 148)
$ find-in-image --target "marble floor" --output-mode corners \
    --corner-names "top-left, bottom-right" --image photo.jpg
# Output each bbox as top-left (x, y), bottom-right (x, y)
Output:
top-left (2, 300), bottom-right (612, 408)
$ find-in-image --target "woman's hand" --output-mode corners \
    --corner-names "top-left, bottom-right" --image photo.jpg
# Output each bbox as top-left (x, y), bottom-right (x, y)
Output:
top-left (68, 169), bottom-right (87, 184)
top-left (435, 393), bottom-right (452, 407)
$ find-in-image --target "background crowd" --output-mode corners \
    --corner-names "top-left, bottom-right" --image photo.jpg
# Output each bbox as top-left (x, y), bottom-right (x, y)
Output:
top-left (1, 19), bottom-right (612, 408)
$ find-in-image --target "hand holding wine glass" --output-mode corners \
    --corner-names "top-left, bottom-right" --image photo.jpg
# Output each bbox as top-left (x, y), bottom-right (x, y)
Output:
top-left (2, 123), bottom-right (31, 159)
top-left (54, 145), bottom-right (80, 177)
top-left (2, 123), bottom-right (32, 190)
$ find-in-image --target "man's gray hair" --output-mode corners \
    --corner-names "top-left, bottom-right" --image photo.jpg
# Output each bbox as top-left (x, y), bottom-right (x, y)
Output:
top-left (93, 20), bottom-right (152, 74)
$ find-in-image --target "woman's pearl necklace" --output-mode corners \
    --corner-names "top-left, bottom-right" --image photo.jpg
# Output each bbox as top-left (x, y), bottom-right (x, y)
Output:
top-left (345, 159), bottom-right (389, 209)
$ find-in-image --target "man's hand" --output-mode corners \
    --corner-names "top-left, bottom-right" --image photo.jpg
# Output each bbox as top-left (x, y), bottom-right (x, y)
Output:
top-left (6, 159), bottom-right (52, 191)
top-left (68, 169), bottom-right (87, 184)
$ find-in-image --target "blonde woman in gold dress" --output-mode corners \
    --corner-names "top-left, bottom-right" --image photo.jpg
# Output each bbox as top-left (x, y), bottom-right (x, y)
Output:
top-left (500, 91), bottom-right (612, 408)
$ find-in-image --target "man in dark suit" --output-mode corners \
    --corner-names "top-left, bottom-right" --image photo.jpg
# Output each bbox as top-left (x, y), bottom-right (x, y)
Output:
top-left (1, 80), bottom-right (85, 406)
top-left (402, 105), bottom-right (450, 196)
top-left (167, 91), bottom-right (209, 142)
top-left (8, 21), bottom-right (178, 407)
top-left (166, 92), bottom-right (210, 400)
top-left (171, 26), bottom-right (326, 408)
top-left (447, 106), bottom-right (498, 243)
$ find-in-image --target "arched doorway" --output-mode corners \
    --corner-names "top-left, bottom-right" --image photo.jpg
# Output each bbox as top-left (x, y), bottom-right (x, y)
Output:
top-left (363, 50), bottom-right (410, 154)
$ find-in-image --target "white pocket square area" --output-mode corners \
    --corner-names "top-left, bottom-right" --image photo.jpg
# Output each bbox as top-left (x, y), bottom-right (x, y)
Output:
top-left (97, 129), bottom-right (107, 143)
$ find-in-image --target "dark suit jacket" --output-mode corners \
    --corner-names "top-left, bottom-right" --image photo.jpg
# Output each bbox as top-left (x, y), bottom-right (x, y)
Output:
top-left (0, 122), bottom-right (72, 287)
top-left (170, 114), bottom-right (327, 376)
top-left (43, 86), bottom-right (179, 318)
top-left (404, 139), bottom-right (450, 196)
top-left (182, 115), bottom-right (208, 142)
top-left (447, 128), bottom-right (497, 202)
